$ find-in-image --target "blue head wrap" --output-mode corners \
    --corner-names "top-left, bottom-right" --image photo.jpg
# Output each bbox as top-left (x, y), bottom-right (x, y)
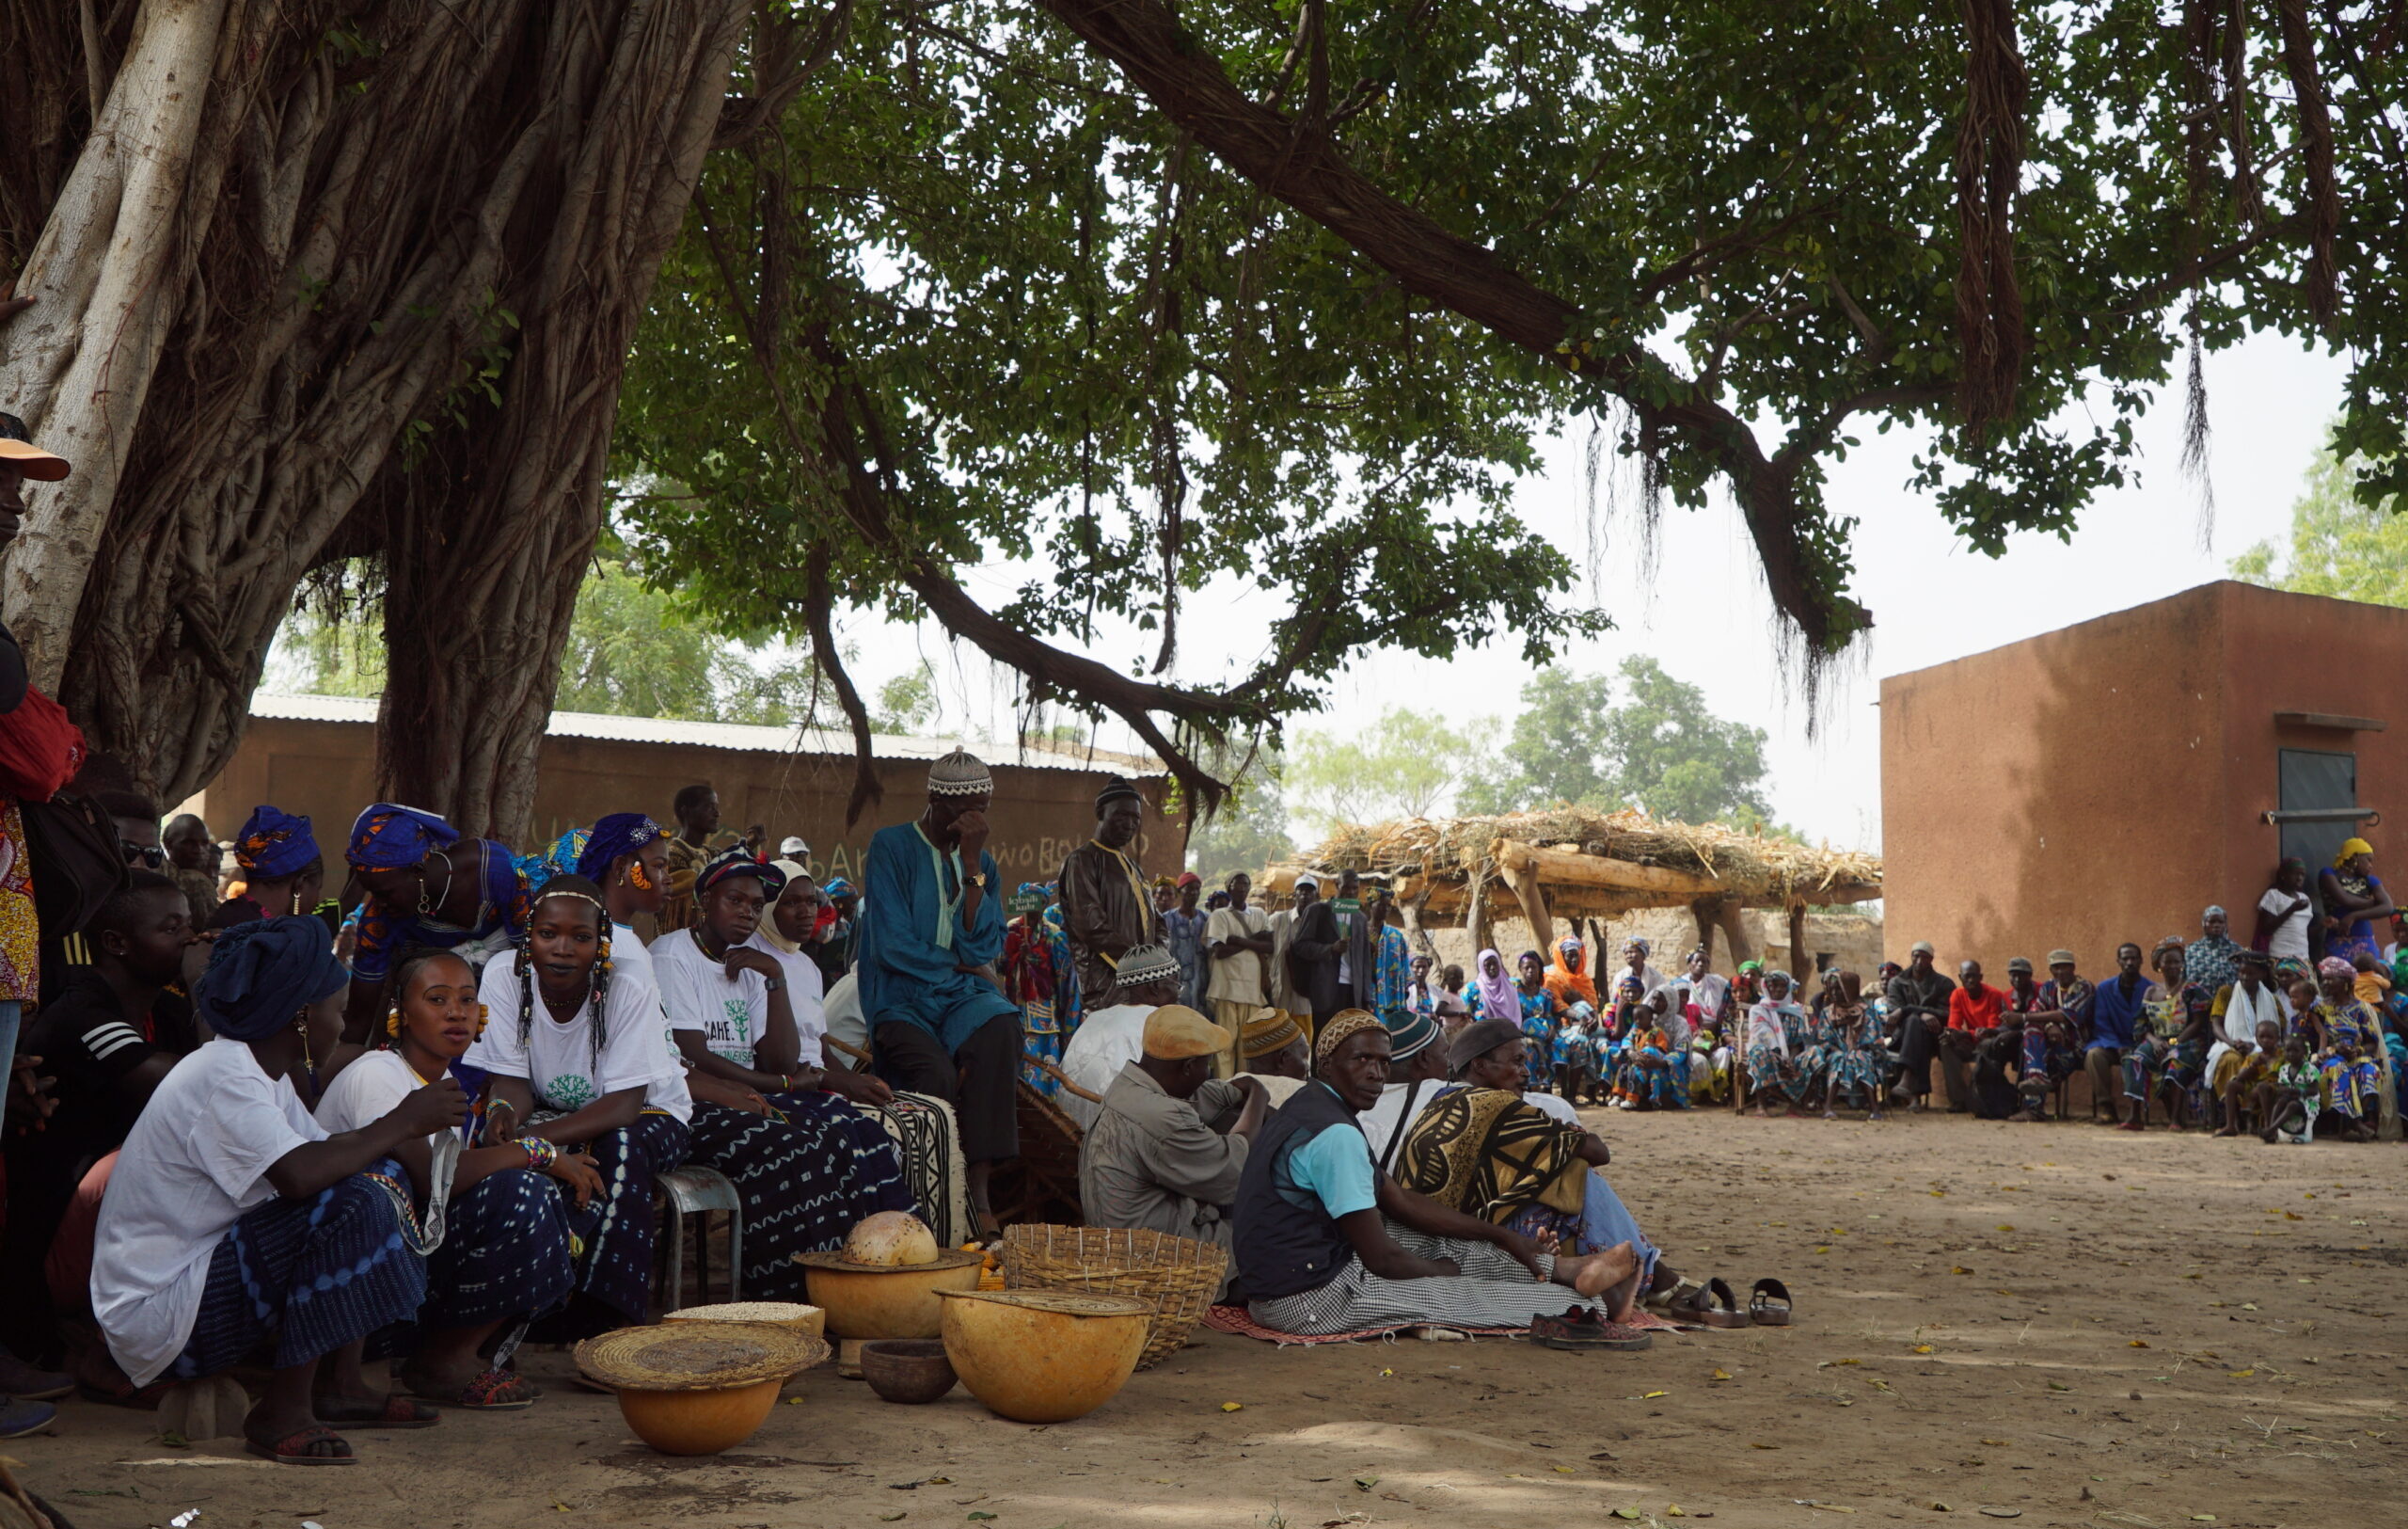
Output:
top-left (518, 824), bottom-right (588, 895)
top-left (820, 877), bottom-right (855, 900)
top-left (576, 813), bottom-right (665, 883)
top-left (346, 802), bottom-right (460, 869)
top-left (195, 916), bottom-right (352, 1042)
top-left (233, 804), bottom-right (319, 880)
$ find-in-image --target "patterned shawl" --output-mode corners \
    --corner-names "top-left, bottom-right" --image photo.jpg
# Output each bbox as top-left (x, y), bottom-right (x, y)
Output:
top-left (1394, 1084), bottom-right (1590, 1223)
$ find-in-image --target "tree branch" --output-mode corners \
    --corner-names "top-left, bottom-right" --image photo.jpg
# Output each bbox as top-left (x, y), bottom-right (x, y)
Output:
top-left (1031, 0), bottom-right (1871, 652)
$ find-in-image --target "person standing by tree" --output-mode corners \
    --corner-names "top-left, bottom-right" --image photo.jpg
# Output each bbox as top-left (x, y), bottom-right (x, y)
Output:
top-left (1204, 872), bottom-right (1275, 1072)
top-left (657, 784), bottom-right (738, 934)
top-left (1164, 871), bottom-right (1209, 1010)
top-left (860, 751), bottom-right (1023, 1237)
top-left (1286, 875), bottom-right (1344, 1029)
top-left (1059, 782), bottom-right (1161, 1010)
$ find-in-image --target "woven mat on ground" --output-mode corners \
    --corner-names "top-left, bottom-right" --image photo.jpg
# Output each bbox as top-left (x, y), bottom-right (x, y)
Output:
top-left (1199, 1303), bottom-right (1694, 1346)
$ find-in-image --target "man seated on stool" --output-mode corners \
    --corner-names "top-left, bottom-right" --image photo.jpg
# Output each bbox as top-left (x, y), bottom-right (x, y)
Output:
top-left (1080, 1006), bottom-right (1269, 1256)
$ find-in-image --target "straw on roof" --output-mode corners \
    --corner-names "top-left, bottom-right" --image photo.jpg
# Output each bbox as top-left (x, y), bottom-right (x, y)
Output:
top-left (1295, 805), bottom-right (1880, 907)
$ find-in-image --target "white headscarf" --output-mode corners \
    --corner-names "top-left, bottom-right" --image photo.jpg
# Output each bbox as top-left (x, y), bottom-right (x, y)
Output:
top-left (754, 858), bottom-right (814, 952)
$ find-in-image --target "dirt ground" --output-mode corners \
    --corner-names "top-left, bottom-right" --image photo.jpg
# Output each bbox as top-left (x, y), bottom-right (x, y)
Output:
top-left (14, 1108), bottom-right (2402, 1529)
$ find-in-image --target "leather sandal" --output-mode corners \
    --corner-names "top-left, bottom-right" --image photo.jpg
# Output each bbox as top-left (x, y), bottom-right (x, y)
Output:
top-left (1749, 1277), bottom-right (1795, 1327)
top-left (1699, 1277), bottom-right (1752, 1330)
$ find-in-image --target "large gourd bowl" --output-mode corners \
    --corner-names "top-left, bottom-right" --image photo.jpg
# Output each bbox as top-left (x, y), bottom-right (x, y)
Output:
top-left (937, 1289), bottom-right (1150, 1424)
top-left (574, 1323), bottom-right (828, 1457)
top-left (795, 1249), bottom-right (987, 1339)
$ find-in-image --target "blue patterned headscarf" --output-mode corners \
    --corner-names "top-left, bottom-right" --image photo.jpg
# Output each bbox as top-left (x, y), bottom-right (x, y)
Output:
top-left (196, 916), bottom-right (351, 1042)
top-left (346, 802), bottom-right (460, 869)
top-left (576, 812), bottom-right (664, 883)
top-left (233, 804), bottom-right (319, 879)
top-left (516, 824), bottom-right (588, 895)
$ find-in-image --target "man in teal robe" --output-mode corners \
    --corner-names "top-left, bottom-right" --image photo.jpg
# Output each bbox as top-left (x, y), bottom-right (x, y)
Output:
top-left (858, 749), bottom-right (1022, 1234)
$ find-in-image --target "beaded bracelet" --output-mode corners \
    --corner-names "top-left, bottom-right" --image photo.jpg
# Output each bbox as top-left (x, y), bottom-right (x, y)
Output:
top-left (522, 1136), bottom-right (560, 1172)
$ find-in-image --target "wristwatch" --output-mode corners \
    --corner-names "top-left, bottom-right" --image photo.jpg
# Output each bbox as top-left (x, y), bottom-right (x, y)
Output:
top-left (968, 871), bottom-right (988, 888)
top-left (764, 977), bottom-right (786, 993)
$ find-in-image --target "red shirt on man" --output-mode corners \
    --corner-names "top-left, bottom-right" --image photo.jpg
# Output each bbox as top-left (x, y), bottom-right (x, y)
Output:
top-left (1948, 983), bottom-right (2005, 1032)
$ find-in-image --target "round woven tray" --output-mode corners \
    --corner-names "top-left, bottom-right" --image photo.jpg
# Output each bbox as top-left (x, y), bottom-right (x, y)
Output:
top-left (792, 1248), bottom-right (986, 1273)
top-left (663, 1300), bottom-right (820, 1330)
top-left (999, 1224), bottom-right (1228, 1369)
top-left (575, 1322), bottom-right (829, 1393)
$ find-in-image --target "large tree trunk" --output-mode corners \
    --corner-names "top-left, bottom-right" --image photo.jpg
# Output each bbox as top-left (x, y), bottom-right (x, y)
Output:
top-left (0, 0), bottom-right (749, 832)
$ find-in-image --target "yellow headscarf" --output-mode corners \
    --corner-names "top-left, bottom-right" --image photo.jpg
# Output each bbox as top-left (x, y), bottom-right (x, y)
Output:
top-left (2335, 837), bottom-right (2374, 869)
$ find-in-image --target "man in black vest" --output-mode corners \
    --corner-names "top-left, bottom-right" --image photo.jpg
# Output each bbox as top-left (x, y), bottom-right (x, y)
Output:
top-left (1230, 1011), bottom-right (1644, 1342)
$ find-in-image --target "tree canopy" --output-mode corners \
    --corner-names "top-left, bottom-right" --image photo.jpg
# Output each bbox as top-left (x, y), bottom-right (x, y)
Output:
top-left (612, 0), bottom-right (2408, 812)
top-left (6, 2), bottom-right (2402, 834)
top-left (1287, 709), bottom-right (1486, 833)
top-left (2230, 439), bottom-right (2407, 605)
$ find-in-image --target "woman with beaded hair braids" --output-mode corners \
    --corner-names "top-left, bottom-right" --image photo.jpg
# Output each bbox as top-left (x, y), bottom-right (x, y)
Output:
top-left (464, 876), bottom-right (691, 1333)
top-left (316, 945), bottom-right (604, 1408)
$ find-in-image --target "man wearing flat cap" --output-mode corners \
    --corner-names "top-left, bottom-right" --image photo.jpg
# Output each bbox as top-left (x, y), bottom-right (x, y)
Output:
top-left (1080, 1005), bottom-right (1269, 1258)
top-left (1057, 780), bottom-right (1163, 1009)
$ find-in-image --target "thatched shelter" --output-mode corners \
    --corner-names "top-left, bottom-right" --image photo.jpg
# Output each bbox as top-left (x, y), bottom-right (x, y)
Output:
top-left (1267, 806), bottom-right (1882, 965)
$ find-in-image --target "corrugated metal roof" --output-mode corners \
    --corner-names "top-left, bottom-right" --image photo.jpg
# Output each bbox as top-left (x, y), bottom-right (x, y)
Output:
top-left (247, 693), bottom-right (1162, 779)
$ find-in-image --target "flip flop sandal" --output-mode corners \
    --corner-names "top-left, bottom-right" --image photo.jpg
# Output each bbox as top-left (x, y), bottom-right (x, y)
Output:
top-left (1750, 1277), bottom-right (1795, 1327)
top-left (1698, 1277), bottom-right (1753, 1330)
top-left (405, 1367), bottom-right (539, 1410)
top-left (313, 1394), bottom-right (442, 1429)
top-left (1643, 1274), bottom-right (1706, 1313)
top-left (246, 1424), bottom-right (357, 1466)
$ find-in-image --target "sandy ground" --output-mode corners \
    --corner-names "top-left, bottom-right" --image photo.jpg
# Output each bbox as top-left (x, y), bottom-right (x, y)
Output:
top-left (15, 1108), bottom-right (2403, 1529)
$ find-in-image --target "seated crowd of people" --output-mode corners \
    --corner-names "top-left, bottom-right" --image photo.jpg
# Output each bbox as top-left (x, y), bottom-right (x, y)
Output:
top-left (0, 679), bottom-right (2390, 1468)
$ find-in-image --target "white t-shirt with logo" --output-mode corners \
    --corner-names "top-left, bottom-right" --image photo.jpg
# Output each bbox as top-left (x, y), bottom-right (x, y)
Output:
top-left (466, 956), bottom-right (692, 1123)
top-left (652, 928), bottom-right (771, 1069)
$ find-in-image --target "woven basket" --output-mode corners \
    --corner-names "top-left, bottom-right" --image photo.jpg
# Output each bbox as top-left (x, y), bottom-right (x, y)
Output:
top-left (1000, 1224), bottom-right (1227, 1369)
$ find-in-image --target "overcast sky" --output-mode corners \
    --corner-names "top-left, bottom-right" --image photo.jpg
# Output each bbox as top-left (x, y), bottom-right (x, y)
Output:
top-left (837, 327), bottom-right (2348, 852)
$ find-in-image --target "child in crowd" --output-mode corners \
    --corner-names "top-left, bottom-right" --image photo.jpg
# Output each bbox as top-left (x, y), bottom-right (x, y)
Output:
top-left (2214, 1018), bottom-right (2286, 1138)
top-left (1554, 1006), bottom-right (1594, 1103)
top-left (2309, 956), bottom-right (2384, 1139)
top-left (2349, 949), bottom-right (2392, 1010)
top-left (1516, 950), bottom-right (1559, 1092)
top-left (1687, 997), bottom-right (1734, 1105)
top-left (2260, 1033), bottom-right (2320, 1144)
top-left (1615, 991), bottom-right (1687, 1110)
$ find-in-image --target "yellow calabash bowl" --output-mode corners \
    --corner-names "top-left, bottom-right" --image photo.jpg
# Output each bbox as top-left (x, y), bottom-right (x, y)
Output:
top-left (798, 1250), bottom-right (986, 1340)
top-left (613, 1378), bottom-right (783, 1457)
top-left (938, 1289), bottom-right (1150, 1424)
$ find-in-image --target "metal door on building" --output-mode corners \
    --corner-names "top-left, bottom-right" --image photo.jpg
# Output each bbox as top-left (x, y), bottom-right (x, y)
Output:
top-left (2278, 748), bottom-right (2359, 907)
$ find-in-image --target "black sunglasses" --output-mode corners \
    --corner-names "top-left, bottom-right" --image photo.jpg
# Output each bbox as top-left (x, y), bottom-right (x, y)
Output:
top-left (121, 839), bottom-right (165, 869)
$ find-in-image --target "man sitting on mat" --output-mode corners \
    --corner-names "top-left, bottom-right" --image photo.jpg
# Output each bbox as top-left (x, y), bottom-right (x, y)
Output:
top-left (1231, 1011), bottom-right (1646, 1347)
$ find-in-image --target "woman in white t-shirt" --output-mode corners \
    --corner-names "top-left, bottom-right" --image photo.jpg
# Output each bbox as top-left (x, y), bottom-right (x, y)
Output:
top-left (318, 948), bottom-right (603, 1409)
top-left (92, 916), bottom-right (466, 1466)
top-left (464, 876), bottom-right (691, 1333)
top-left (2254, 856), bottom-right (2316, 964)
top-left (654, 851), bottom-right (913, 1298)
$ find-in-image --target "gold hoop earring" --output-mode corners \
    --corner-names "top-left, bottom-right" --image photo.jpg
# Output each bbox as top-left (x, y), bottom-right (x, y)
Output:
top-left (386, 1008), bottom-right (402, 1038)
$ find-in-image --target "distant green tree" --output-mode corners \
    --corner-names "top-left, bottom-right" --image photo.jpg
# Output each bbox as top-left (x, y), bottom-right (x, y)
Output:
top-left (2230, 443), bottom-right (2407, 605)
top-left (870, 672), bottom-right (939, 734)
top-left (1188, 755), bottom-right (1294, 884)
top-left (1607, 657), bottom-right (1773, 825)
top-left (1460, 659), bottom-right (1776, 827)
top-left (1289, 709), bottom-right (1490, 834)
top-left (1458, 669), bottom-right (1619, 813)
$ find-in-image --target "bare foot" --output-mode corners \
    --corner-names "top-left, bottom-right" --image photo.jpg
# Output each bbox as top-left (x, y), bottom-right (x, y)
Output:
top-left (1558, 1240), bottom-right (1640, 1299)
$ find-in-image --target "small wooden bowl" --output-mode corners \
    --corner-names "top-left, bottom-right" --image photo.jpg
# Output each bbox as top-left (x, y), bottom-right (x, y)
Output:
top-left (858, 1339), bottom-right (958, 1405)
